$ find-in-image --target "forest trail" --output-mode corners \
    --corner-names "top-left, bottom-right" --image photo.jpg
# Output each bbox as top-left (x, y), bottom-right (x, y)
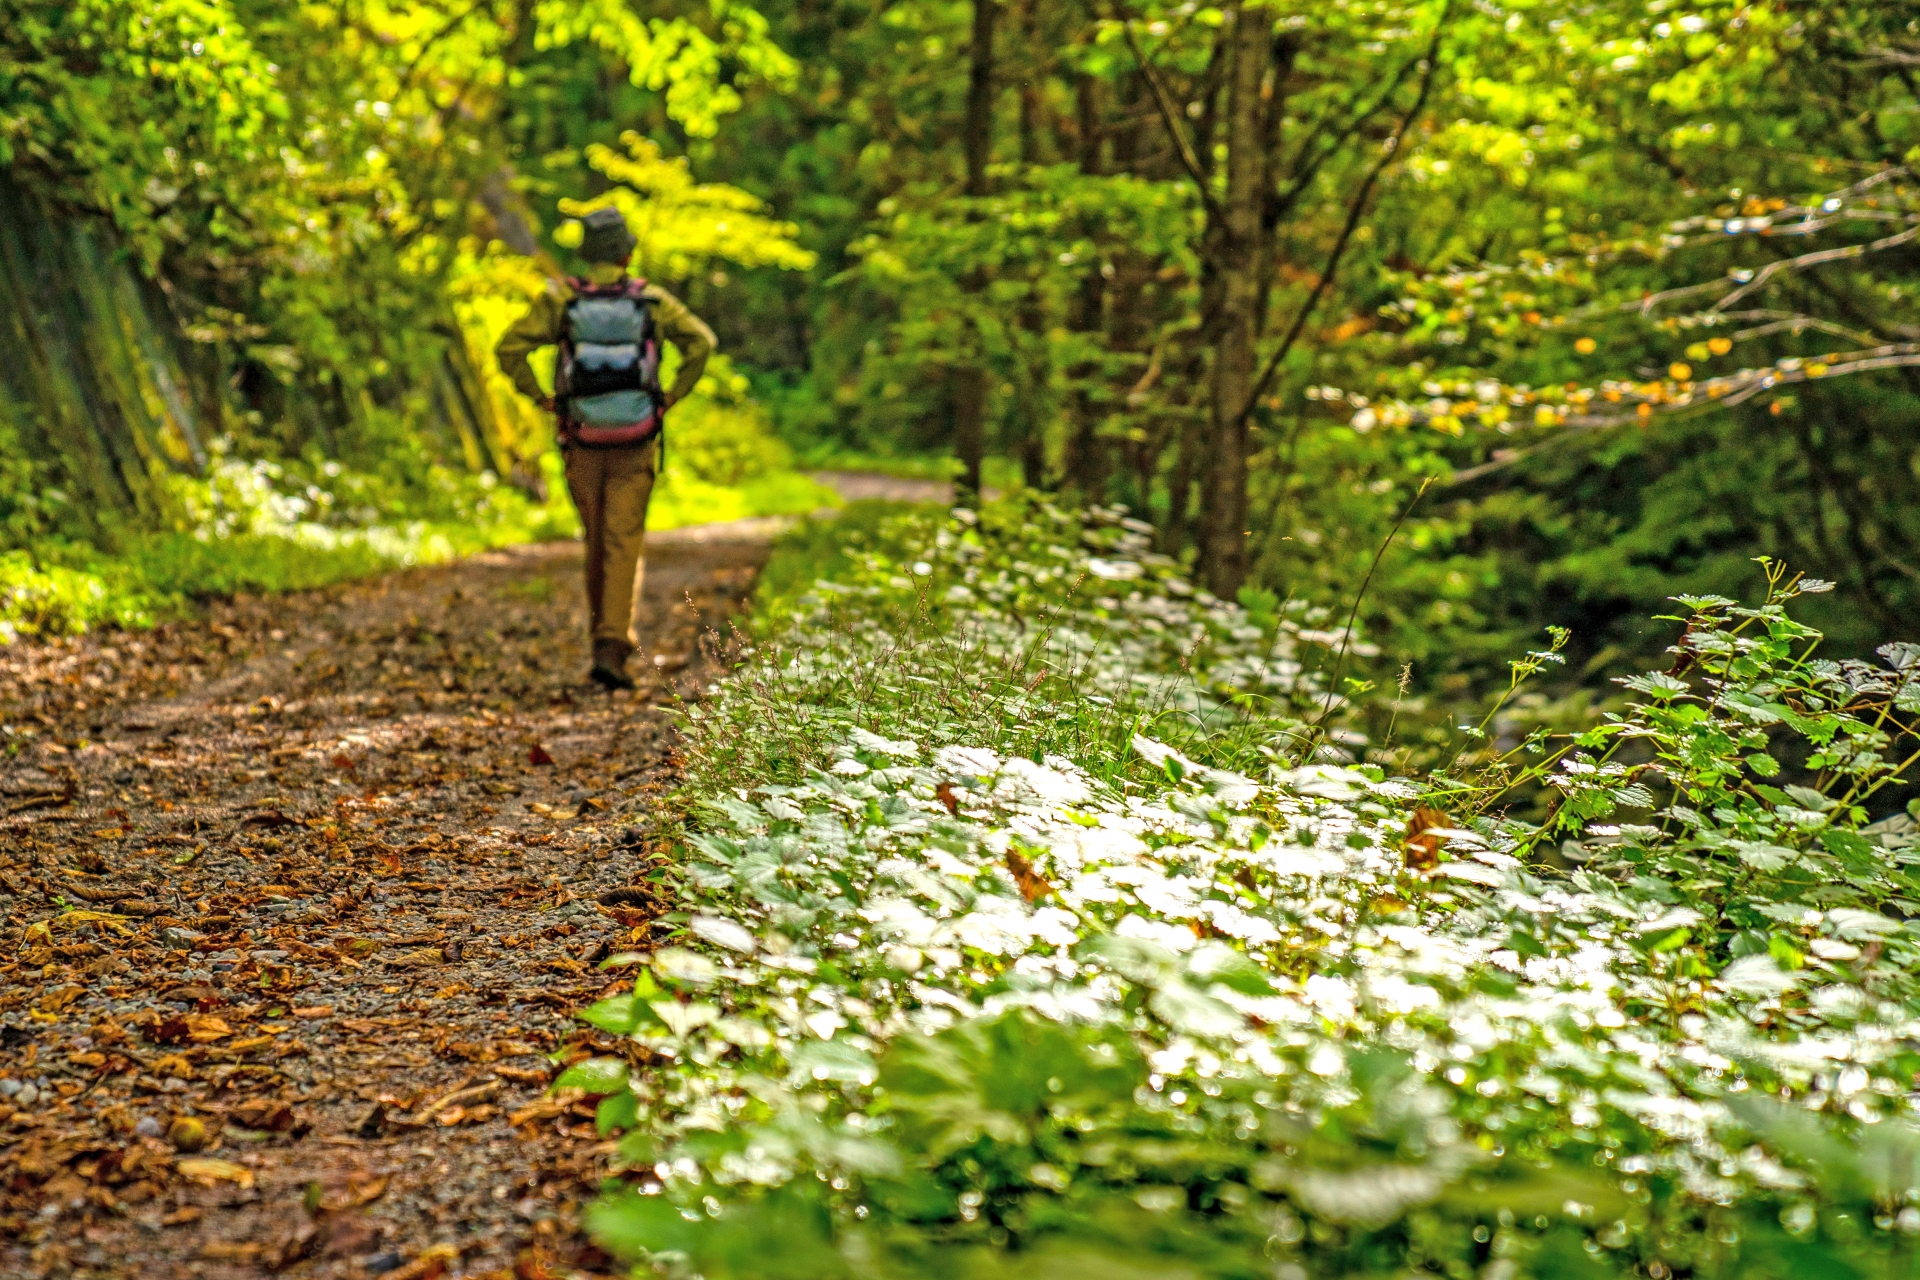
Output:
top-left (0, 518), bottom-right (787, 1279)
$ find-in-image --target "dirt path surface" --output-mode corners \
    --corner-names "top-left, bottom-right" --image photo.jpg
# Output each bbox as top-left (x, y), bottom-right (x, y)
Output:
top-left (0, 525), bottom-right (775, 1280)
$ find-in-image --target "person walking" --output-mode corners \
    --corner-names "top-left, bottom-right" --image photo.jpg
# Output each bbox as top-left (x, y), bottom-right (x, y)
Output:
top-left (496, 208), bottom-right (715, 690)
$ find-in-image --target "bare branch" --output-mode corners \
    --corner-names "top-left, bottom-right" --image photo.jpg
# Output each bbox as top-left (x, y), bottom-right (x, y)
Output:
top-left (1723, 312), bottom-right (1882, 346)
top-left (1443, 344), bottom-right (1920, 485)
top-left (1714, 223), bottom-right (1920, 310)
top-left (1235, 12), bottom-right (1449, 426)
top-left (1112, 6), bottom-right (1219, 213)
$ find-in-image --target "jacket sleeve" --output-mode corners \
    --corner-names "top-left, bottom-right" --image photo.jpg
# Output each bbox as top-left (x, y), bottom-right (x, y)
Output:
top-left (645, 284), bottom-right (717, 407)
top-left (494, 287), bottom-right (565, 403)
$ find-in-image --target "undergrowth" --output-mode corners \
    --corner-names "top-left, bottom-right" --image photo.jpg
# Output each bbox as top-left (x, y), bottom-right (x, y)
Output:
top-left (567, 497), bottom-right (1920, 1279)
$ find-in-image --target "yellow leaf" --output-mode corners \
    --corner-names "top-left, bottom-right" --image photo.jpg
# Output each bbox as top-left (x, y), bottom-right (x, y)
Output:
top-left (185, 1015), bottom-right (233, 1043)
top-left (1574, 337), bottom-right (1597, 354)
top-left (1668, 362), bottom-right (1693, 381)
top-left (176, 1158), bottom-right (254, 1190)
top-left (1708, 336), bottom-right (1732, 355)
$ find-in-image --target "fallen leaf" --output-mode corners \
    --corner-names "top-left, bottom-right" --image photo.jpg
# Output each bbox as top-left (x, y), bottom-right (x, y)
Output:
top-left (176, 1158), bottom-right (254, 1190)
top-left (160, 1206), bottom-right (203, 1227)
top-left (493, 1064), bottom-right (550, 1085)
top-left (386, 1244), bottom-right (460, 1280)
top-left (1404, 806), bottom-right (1450, 871)
top-left (229, 1098), bottom-right (296, 1132)
top-left (1004, 850), bottom-right (1054, 903)
top-left (25, 909), bottom-right (134, 944)
top-left (291, 1006), bottom-right (333, 1019)
top-left (418, 1077), bottom-right (501, 1120)
top-left (935, 782), bottom-right (960, 816)
top-left (317, 1172), bottom-right (389, 1212)
top-left (185, 1014), bottom-right (233, 1043)
top-left (527, 744), bottom-right (554, 766)
top-left (241, 811), bottom-right (300, 829)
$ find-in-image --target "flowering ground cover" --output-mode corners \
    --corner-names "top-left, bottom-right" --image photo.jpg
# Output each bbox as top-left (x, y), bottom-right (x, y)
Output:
top-left (578, 498), bottom-right (1920, 1279)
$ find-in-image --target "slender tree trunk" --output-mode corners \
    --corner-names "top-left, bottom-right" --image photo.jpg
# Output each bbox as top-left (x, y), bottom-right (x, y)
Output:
top-left (1011, 0), bottom-right (1047, 488)
top-left (953, 0), bottom-right (999, 500)
top-left (1165, 36), bottom-right (1225, 558)
top-left (1199, 1), bottom-right (1268, 597)
top-left (1061, 71), bottom-right (1108, 498)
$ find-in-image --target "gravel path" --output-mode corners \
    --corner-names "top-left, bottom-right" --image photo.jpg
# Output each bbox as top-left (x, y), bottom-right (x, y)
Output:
top-left (0, 524), bottom-right (774, 1279)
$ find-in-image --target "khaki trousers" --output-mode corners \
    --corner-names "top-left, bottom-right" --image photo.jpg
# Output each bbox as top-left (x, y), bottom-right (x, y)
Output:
top-left (564, 440), bottom-right (657, 659)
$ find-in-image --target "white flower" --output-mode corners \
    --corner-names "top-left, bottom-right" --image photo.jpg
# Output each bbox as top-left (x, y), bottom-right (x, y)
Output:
top-left (1116, 913), bottom-right (1199, 954)
top-left (1131, 735), bottom-right (1194, 772)
top-left (849, 727), bottom-right (921, 759)
top-left (689, 915), bottom-right (758, 955)
top-left (935, 745), bottom-right (1001, 778)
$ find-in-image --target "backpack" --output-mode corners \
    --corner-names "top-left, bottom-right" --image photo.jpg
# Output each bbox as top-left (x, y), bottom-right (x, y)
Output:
top-left (556, 276), bottom-right (665, 449)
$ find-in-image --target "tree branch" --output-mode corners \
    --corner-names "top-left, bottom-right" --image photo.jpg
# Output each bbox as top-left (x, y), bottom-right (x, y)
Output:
top-left (1112, 5), bottom-right (1220, 216)
top-left (1235, 13), bottom-right (1448, 427)
top-left (402, 0), bottom-right (495, 89)
top-left (1442, 344), bottom-right (1920, 486)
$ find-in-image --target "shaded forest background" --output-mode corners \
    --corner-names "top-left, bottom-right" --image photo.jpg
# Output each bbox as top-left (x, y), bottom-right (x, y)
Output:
top-left (2, 0), bottom-right (1917, 706)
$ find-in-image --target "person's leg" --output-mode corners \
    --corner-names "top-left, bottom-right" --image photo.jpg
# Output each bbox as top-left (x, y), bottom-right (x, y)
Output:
top-left (564, 447), bottom-right (610, 641)
top-left (594, 441), bottom-right (658, 668)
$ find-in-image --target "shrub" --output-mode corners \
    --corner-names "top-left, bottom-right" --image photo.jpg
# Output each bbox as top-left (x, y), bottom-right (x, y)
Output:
top-left (576, 501), bottom-right (1920, 1276)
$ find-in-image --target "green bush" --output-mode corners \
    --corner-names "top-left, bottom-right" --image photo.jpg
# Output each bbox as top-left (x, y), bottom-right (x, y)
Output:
top-left (576, 500), bottom-right (1920, 1279)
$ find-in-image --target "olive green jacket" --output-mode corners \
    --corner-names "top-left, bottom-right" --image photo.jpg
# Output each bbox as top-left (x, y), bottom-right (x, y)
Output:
top-left (494, 265), bottom-right (715, 409)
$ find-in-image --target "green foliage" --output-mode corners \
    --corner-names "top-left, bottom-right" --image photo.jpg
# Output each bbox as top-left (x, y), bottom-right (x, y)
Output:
top-left (582, 500), bottom-right (1920, 1279)
top-left (668, 0), bottom-right (1920, 700)
top-left (561, 132), bottom-right (817, 281)
top-left (0, 0), bottom-right (822, 605)
top-left (1, 455), bottom-right (572, 639)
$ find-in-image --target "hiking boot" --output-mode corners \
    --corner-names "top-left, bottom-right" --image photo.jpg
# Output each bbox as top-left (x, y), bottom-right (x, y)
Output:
top-left (589, 664), bottom-right (636, 691)
top-left (589, 640), bottom-right (635, 691)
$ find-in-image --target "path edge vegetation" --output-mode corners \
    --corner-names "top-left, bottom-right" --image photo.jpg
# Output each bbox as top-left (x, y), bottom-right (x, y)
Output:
top-left (541, 495), bottom-right (1920, 1278)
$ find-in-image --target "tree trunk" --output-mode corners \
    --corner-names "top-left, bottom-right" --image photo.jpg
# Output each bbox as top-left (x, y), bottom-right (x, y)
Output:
top-left (1199, 1), bottom-right (1268, 597)
top-left (1061, 71), bottom-right (1108, 498)
top-left (1010, 0), bottom-right (1049, 489)
top-left (953, 0), bottom-right (999, 500)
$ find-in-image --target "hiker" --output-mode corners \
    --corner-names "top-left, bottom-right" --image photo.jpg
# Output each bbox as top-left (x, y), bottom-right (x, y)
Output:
top-left (496, 207), bottom-right (715, 691)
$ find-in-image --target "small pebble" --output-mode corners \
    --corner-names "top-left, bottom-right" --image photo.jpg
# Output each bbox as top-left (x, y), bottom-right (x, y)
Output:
top-left (0, 1079), bottom-right (19, 1099)
top-left (362, 1251), bottom-right (404, 1274)
top-left (16, 1084), bottom-right (39, 1106)
top-left (134, 1116), bottom-right (163, 1139)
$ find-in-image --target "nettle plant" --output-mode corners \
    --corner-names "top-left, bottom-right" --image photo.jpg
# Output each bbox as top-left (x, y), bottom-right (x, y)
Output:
top-left (570, 509), bottom-right (1920, 1280)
